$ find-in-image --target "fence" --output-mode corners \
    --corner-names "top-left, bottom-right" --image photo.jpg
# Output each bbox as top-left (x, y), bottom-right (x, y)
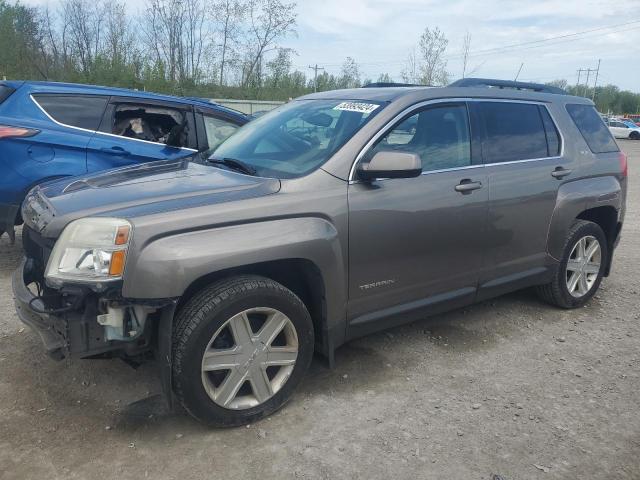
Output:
top-left (212, 99), bottom-right (285, 115)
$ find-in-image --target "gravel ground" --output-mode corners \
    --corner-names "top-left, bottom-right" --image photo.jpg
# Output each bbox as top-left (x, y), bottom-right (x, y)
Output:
top-left (1, 141), bottom-right (639, 480)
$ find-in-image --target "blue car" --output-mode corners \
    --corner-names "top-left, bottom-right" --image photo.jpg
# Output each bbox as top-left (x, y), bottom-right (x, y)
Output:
top-left (0, 81), bottom-right (249, 241)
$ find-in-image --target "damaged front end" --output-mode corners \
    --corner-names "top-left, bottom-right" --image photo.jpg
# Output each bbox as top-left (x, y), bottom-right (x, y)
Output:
top-left (13, 240), bottom-right (173, 362)
top-left (14, 208), bottom-right (175, 363)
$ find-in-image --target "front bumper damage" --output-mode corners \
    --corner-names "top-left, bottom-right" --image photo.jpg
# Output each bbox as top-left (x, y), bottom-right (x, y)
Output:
top-left (13, 257), bottom-right (178, 408)
top-left (12, 257), bottom-right (174, 362)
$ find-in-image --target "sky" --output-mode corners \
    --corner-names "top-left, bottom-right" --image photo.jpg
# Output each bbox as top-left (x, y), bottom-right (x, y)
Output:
top-left (21, 0), bottom-right (640, 92)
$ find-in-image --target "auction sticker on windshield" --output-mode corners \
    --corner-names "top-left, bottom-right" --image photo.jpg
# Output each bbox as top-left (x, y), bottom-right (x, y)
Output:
top-left (333, 102), bottom-right (380, 114)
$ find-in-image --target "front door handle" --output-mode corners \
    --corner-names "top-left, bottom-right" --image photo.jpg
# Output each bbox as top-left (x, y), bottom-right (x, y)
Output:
top-left (455, 179), bottom-right (483, 193)
top-left (100, 146), bottom-right (131, 157)
top-left (551, 167), bottom-right (572, 179)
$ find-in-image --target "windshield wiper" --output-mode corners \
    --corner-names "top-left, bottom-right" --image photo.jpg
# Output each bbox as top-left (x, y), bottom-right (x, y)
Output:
top-left (207, 157), bottom-right (257, 176)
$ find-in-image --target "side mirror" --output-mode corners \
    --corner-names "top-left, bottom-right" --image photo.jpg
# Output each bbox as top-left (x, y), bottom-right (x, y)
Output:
top-left (357, 151), bottom-right (422, 181)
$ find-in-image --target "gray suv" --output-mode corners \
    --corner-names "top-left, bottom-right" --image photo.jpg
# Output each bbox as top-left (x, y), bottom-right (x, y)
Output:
top-left (13, 78), bottom-right (627, 426)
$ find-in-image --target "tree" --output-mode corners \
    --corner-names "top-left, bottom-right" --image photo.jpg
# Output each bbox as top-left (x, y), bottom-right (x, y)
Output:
top-left (401, 48), bottom-right (419, 84)
top-left (0, 1), bottom-right (46, 79)
top-left (241, 0), bottom-right (297, 88)
top-left (461, 31), bottom-right (471, 78)
top-left (417, 26), bottom-right (448, 85)
top-left (338, 57), bottom-right (360, 89)
top-left (212, 0), bottom-right (246, 86)
top-left (376, 73), bottom-right (393, 84)
top-left (61, 0), bottom-right (105, 76)
top-left (546, 79), bottom-right (568, 90)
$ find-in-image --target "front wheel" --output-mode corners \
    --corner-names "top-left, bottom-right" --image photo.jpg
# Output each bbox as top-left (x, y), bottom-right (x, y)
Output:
top-left (630, 131), bottom-right (640, 140)
top-left (537, 220), bottom-right (608, 309)
top-left (172, 276), bottom-right (314, 427)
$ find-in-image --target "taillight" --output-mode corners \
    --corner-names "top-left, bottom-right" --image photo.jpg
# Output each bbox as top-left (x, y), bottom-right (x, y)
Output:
top-left (0, 125), bottom-right (39, 139)
top-left (619, 151), bottom-right (628, 178)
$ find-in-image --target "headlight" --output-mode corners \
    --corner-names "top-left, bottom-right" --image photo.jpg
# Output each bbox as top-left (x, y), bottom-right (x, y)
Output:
top-left (45, 217), bottom-right (132, 286)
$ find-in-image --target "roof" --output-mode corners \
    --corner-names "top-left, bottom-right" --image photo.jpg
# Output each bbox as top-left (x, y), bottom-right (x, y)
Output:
top-left (298, 85), bottom-right (593, 105)
top-left (7, 80), bottom-right (247, 118)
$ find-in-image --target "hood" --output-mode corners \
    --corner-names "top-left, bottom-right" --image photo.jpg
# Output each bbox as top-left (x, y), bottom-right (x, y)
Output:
top-left (25, 158), bottom-right (281, 237)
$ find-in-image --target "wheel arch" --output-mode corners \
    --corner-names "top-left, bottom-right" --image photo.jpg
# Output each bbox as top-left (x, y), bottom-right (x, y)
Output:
top-left (547, 176), bottom-right (623, 273)
top-left (176, 258), bottom-right (333, 359)
top-left (576, 205), bottom-right (621, 276)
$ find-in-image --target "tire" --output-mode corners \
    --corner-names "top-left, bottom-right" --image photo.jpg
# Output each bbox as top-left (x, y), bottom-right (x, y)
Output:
top-left (537, 220), bottom-right (608, 309)
top-left (630, 131), bottom-right (640, 140)
top-left (172, 275), bottom-right (314, 427)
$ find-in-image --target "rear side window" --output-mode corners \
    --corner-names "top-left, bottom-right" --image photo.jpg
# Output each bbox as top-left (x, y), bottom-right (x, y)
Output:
top-left (476, 102), bottom-right (548, 163)
top-left (0, 85), bottom-right (15, 104)
top-left (111, 103), bottom-right (188, 147)
top-left (33, 94), bottom-right (108, 131)
top-left (566, 104), bottom-right (618, 154)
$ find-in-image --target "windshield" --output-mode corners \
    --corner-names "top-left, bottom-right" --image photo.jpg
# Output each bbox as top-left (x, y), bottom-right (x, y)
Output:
top-left (211, 99), bottom-right (385, 178)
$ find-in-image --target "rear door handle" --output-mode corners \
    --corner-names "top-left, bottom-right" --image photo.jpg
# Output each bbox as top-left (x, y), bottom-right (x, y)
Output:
top-left (551, 167), bottom-right (572, 179)
top-left (455, 179), bottom-right (483, 193)
top-left (100, 146), bottom-right (131, 157)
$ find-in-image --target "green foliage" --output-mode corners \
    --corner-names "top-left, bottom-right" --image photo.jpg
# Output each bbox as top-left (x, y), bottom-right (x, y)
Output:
top-left (547, 80), bottom-right (640, 114)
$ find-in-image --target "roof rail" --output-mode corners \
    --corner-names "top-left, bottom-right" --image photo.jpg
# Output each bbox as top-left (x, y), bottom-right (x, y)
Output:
top-left (362, 82), bottom-right (425, 88)
top-left (448, 77), bottom-right (567, 95)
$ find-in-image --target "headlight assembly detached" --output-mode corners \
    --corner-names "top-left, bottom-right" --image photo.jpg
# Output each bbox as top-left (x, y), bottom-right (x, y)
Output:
top-left (45, 218), bottom-right (132, 286)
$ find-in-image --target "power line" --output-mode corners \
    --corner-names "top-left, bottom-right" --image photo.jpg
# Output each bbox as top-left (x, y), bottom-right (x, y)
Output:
top-left (449, 19), bottom-right (640, 59)
top-left (303, 18), bottom-right (640, 68)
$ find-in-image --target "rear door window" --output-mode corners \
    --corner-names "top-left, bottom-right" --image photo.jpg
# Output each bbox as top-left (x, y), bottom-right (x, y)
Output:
top-left (109, 102), bottom-right (189, 148)
top-left (566, 104), bottom-right (618, 153)
top-left (475, 101), bottom-right (548, 163)
top-left (32, 94), bottom-right (108, 130)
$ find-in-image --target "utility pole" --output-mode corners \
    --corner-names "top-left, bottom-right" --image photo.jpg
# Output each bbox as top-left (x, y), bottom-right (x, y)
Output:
top-left (308, 64), bottom-right (325, 93)
top-left (576, 66), bottom-right (598, 98)
top-left (514, 63), bottom-right (524, 81)
top-left (591, 59), bottom-right (601, 101)
top-left (583, 69), bottom-right (591, 97)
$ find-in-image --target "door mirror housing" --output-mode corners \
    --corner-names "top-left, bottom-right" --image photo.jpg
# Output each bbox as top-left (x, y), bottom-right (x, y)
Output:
top-left (357, 151), bottom-right (422, 181)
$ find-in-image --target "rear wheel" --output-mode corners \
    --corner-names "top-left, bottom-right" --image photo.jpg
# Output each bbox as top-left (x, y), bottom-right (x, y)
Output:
top-left (537, 220), bottom-right (607, 309)
top-left (172, 275), bottom-right (314, 427)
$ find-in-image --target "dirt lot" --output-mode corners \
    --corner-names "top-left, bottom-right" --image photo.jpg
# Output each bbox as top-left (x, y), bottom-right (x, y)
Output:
top-left (1, 141), bottom-right (639, 480)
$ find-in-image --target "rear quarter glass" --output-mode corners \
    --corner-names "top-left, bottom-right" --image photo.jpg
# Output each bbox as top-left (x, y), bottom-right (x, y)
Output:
top-left (0, 85), bottom-right (15, 104)
top-left (32, 94), bottom-right (109, 131)
top-left (566, 104), bottom-right (619, 154)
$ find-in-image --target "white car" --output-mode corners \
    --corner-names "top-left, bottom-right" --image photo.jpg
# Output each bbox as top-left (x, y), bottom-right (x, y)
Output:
top-left (607, 119), bottom-right (640, 140)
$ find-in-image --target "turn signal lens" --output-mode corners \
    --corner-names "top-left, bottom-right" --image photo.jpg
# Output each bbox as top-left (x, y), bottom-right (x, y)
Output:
top-left (109, 250), bottom-right (127, 276)
top-left (115, 225), bottom-right (130, 245)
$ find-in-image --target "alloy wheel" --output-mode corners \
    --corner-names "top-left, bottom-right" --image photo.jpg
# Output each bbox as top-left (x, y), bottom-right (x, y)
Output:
top-left (565, 235), bottom-right (602, 298)
top-left (201, 307), bottom-right (299, 410)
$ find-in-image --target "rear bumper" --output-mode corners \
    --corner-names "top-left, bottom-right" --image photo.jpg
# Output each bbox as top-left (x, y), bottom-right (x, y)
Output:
top-left (12, 258), bottom-right (67, 359)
